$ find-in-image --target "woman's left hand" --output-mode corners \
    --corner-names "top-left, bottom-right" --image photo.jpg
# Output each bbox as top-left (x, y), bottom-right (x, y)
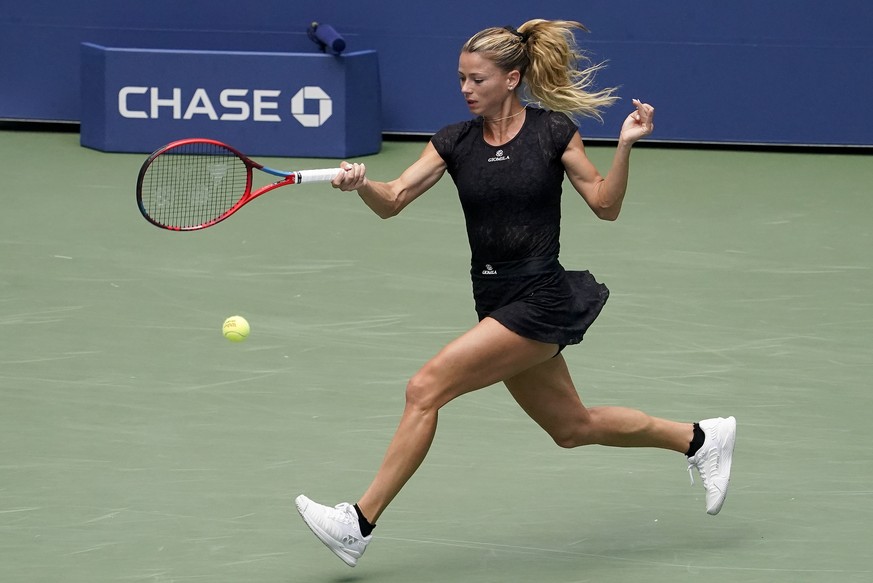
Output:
top-left (619, 99), bottom-right (655, 145)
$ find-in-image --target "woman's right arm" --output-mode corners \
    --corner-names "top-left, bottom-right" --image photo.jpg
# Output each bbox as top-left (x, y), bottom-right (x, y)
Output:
top-left (332, 142), bottom-right (447, 219)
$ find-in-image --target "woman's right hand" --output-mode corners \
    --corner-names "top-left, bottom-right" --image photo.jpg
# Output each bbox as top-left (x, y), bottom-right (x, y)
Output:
top-left (332, 162), bottom-right (368, 191)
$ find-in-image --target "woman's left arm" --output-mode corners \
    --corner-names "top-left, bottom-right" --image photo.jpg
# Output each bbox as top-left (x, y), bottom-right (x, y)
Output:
top-left (562, 99), bottom-right (655, 221)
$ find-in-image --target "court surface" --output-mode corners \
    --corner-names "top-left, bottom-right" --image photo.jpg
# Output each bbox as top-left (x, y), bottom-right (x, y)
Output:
top-left (1, 127), bottom-right (871, 582)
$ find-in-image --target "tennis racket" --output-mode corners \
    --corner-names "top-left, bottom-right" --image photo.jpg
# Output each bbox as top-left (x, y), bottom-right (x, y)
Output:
top-left (136, 138), bottom-right (342, 231)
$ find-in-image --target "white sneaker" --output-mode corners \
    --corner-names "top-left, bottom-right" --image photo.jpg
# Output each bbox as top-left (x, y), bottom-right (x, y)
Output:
top-left (687, 416), bottom-right (736, 515)
top-left (295, 495), bottom-right (372, 567)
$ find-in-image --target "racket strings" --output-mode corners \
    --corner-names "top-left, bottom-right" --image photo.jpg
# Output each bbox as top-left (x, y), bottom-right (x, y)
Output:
top-left (140, 142), bottom-right (248, 229)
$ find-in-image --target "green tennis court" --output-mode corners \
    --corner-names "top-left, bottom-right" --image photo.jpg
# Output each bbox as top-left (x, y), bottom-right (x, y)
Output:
top-left (1, 127), bottom-right (871, 582)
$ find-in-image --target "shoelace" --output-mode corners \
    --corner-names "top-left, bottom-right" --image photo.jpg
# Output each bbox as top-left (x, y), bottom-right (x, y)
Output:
top-left (688, 449), bottom-right (718, 487)
top-left (330, 503), bottom-right (356, 524)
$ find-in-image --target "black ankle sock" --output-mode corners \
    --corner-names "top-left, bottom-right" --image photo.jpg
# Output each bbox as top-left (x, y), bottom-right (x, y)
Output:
top-left (353, 504), bottom-right (376, 537)
top-left (686, 422), bottom-right (706, 457)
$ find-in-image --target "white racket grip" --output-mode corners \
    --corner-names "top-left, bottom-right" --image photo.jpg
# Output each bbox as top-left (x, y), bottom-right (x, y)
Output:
top-left (296, 168), bottom-right (342, 183)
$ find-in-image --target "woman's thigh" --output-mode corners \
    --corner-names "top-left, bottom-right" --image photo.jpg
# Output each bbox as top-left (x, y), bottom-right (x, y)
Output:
top-left (503, 355), bottom-right (591, 440)
top-left (409, 317), bottom-right (559, 409)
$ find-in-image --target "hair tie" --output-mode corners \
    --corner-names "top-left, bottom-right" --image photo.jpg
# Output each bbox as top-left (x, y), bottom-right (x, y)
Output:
top-left (503, 25), bottom-right (530, 43)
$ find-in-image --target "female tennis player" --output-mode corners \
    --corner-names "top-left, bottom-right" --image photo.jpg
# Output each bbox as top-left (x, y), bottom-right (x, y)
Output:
top-left (295, 19), bottom-right (736, 567)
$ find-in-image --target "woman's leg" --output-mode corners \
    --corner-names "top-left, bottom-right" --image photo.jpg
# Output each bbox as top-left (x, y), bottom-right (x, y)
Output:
top-left (504, 355), bottom-right (737, 516)
top-left (296, 328), bottom-right (733, 566)
top-left (503, 354), bottom-right (694, 452)
top-left (297, 319), bottom-right (560, 566)
top-left (356, 317), bottom-right (560, 523)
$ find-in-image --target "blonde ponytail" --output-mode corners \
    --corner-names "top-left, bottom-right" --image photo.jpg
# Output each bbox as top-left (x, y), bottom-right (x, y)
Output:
top-left (462, 19), bottom-right (618, 121)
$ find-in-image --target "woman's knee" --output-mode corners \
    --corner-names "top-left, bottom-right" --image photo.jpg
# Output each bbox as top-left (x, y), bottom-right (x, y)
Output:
top-left (404, 368), bottom-right (445, 412)
top-left (548, 415), bottom-right (597, 449)
top-left (551, 429), bottom-right (588, 449)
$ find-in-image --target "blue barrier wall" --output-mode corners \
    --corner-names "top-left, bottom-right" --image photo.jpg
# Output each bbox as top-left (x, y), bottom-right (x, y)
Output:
top-left (80, 45), bottom-right (381, 157)
top-left (1, 0), bottom-right (871, 146)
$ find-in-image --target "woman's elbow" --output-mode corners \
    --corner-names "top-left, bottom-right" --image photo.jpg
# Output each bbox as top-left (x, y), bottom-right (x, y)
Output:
top-left (594, 204), bottom-right (622, 221)
top-left (381, 196), bottom-right (406, 219)
top-left (361, 191), bottom-right (402, 219)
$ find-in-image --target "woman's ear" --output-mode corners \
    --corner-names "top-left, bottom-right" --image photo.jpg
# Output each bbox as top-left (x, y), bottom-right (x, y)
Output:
top-left (507, 70), bottom-right (521, 91)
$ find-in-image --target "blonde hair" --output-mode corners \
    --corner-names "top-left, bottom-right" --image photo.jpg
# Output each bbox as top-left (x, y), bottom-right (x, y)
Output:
top-left (461, 19), bottom-right (618, 121)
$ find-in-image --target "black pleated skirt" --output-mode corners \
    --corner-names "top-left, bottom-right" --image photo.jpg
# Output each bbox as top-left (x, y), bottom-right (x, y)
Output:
top-left (470, 255), bottom-right (609, 346)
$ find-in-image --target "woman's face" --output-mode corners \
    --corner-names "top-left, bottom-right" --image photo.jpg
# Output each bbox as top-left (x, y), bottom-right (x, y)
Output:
top-left (458, 51), bottom-right (515, 117)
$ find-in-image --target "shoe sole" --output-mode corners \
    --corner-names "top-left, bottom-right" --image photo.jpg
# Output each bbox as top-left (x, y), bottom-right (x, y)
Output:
top-left (295, 496), bottom-right (358, 567)
top-left (708, 416), bottom-right (737, 515)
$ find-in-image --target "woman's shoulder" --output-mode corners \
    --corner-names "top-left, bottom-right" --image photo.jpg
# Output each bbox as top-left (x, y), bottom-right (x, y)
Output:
top-left (526, 107), bottom-right (578, 148)
top-left (527, 107), bottom-right (575, 128)
top-left (434, 117), bottom-right (481, 139)
top-left (432, 118), bottom-right (481, 156)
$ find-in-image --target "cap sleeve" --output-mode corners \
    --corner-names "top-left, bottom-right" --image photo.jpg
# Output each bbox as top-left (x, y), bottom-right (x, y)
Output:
top-left (547, 111), bottom-right (579, 153)
top-left (430, 120), bottom-right (476, 172)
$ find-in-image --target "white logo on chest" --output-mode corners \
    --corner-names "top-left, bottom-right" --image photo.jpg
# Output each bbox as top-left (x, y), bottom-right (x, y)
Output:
top-left (487, 149), bottom-right (510, 163)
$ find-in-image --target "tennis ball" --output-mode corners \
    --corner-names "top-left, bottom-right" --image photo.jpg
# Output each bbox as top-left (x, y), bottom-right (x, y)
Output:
top-left (222, 315), bottom-right (250, 343)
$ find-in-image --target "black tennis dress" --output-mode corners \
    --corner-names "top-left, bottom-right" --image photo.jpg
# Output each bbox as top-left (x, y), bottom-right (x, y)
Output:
top-left (431, 107), bottom-right (609, 347)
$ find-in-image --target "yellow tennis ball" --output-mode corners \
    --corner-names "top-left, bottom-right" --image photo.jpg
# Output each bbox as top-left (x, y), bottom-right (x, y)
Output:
top-left (222, 315), bottom-right (250, 343)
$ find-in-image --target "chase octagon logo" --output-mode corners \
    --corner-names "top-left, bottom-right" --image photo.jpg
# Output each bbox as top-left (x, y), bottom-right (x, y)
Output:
top-left (291, 86), bottom-right (332, 127)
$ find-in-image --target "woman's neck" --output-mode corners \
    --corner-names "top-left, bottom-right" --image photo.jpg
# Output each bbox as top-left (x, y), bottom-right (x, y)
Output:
top-left (482, 104), bottom-right (527, 145)
top-left (483, 104), bottom-right (527, 124)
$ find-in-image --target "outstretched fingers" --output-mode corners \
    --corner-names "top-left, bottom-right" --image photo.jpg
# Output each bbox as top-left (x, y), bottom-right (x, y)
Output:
top-left (630, 98), bottom-right (655, 136)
